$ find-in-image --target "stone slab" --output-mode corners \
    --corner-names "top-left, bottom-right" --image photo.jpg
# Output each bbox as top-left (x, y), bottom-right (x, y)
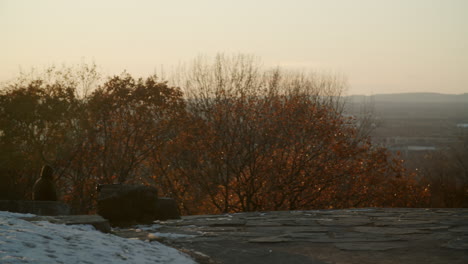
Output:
top-left (23, 215), bottom-right (111, 233)
top-left (0, 200), bottom-right (70, 216)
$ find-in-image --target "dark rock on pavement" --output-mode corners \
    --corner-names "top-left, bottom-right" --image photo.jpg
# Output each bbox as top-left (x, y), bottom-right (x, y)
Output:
top-left (97, 184), bottom-right (159, 225)
top-left (157, 197), bottom-right (181, 220)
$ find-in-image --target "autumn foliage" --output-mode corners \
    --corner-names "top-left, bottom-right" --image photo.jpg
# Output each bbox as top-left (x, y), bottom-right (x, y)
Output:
top-left (0, 57), bottom-right (430, 214)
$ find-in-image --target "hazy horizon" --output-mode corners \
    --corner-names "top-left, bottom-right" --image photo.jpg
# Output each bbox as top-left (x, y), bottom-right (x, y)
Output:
top-left (1, 0), bottom-right (467, 95)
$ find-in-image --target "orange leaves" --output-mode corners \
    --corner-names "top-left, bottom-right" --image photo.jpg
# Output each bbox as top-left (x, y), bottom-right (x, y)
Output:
top-left (1, 63), bottom-right (433, 214)
top-left (165, 88), bottom-right (429, 214)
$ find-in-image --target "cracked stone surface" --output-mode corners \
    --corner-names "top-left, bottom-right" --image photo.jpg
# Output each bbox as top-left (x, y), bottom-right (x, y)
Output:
top-left (114, 208), bottom-right (468, 264)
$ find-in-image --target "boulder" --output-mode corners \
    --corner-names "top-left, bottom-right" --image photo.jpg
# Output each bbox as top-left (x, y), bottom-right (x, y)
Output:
top-left (157, 197), bottom-right (181, 220)
top-left (97, 184), bottom-right (159, 225)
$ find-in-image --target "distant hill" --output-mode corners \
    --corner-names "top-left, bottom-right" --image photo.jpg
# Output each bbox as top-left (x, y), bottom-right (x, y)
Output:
top-left (347, 93), bottom-right (468, 104)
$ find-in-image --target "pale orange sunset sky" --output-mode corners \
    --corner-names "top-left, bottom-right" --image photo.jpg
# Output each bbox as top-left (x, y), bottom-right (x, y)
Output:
top-left (1, 0), bottom-right (467, 95)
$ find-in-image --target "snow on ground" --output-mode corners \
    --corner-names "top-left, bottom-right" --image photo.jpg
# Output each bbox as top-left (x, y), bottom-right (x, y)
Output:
top-left (0, 211), bottom-right (196, 264)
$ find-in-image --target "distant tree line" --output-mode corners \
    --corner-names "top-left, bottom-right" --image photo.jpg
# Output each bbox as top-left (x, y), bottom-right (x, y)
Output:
top-left (0, 55), bottom-right (433, 214)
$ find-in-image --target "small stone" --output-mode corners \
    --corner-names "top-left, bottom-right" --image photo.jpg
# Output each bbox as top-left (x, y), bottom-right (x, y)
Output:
top-left (21, 241), bottom-right (36, 248)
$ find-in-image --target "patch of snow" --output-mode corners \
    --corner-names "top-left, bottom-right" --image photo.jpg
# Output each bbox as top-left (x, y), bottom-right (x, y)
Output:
top-left (0, 211), bottom-right (196, 264)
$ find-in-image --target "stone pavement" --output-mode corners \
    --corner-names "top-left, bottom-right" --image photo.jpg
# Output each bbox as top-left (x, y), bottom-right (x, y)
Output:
top-left (115, 208), bottom-right (468, 264)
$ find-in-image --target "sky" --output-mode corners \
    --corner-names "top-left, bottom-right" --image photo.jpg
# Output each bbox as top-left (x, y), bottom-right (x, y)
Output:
top-left (1, 0), bottom-right (467, 95)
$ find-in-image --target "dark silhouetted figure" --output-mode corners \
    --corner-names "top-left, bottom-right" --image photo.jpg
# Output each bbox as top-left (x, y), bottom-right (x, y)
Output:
top-left (32, 165), bottom-right (57, 201)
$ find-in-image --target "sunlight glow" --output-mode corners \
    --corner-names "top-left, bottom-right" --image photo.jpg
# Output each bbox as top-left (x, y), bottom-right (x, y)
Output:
top-left (1, 0), bottom-right (467, 95)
